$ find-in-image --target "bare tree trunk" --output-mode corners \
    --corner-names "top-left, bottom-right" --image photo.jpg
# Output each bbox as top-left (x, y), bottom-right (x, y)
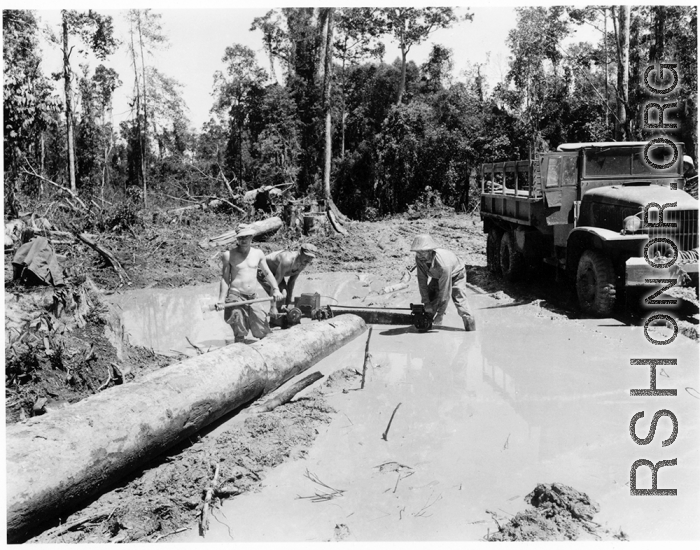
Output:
top-left (62, 16), bottom-right (77, 193)
top-left (616, 5), bottom-right (630, 141)
top-left (320, 8), bottom-right (335, 203)
top-left (137, 12), bottom-right (149, 208)
top-left (604, 8), bottom-right (609, 131)
top-left (650, 6), bottom-right (665, 63)
top-left (341, 51), bottom-right (347, 158)
top-left (40, 133), bottom-right (45, 197)
top-left (396, 48), bottom-right (407, 105)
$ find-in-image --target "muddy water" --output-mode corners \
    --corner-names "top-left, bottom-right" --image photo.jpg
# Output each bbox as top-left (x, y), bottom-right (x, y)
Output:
top-left (113, 273), bottom-right (700, 541)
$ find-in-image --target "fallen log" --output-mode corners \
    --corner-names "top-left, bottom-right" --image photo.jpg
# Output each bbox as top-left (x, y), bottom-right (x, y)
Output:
top-left (167, 199), bottom-right (224, 216)
top-left (5, 315), bottom-right (366, 543)
top-left (329, 305), bottom-right (414, 326)
top-left (198, 216), bottom-right (283, 249)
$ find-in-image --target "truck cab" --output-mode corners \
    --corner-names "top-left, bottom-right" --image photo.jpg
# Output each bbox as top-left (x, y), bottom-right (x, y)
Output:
top-left (481, 142), bottom-right (699, 316)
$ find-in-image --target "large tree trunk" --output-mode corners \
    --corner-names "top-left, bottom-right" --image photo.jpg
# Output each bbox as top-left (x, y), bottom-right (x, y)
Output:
top-left (6, 315), bottom-right (366, 543)
top-left (615, 5), bottom-right (630, 141)
top-left (62, 16), bottom-right (77, 193)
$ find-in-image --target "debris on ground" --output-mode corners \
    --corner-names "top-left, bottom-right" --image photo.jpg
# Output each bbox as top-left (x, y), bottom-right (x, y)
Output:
top-left (485, 483), bottom-right (628, 541)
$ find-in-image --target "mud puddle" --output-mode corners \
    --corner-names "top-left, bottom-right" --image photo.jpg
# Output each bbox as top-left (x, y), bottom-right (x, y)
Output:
top-left (119, 277), bottom-right (697, 542)
top-left (107, 272), bottom-right (407, 356)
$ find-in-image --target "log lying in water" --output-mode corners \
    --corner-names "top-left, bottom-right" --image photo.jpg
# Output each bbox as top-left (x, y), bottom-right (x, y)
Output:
top-left (329, 305), bottom-right (414, 326)
top-left (5, 314), bottom-right (366, 543)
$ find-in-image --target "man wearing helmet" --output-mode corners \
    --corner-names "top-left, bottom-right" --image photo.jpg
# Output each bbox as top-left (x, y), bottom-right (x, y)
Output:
top-left (411, 234), bottom-right (476, 331)
top-left (217, 227), bottom-right (283, 343)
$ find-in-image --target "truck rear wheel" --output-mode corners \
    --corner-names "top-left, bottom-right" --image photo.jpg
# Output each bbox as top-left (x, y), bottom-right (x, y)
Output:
top-left (576, 250), bottom-right (617, 317)
top-left (499, 232), bottom-right (526, 282)
top-left (487, 228), bottom-right (502, 274)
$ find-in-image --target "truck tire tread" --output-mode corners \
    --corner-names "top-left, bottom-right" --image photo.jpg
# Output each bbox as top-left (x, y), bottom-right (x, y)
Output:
top-left (500, 231), bottom-right (525, 282)
top-left (576, 250), bottom-right (616, 317)
top-left (487, 228), bottom-right (502, 274)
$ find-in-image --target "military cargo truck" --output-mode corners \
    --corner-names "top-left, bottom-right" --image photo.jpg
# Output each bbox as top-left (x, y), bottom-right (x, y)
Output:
top-left (480, 142), bottom-right (699, 316)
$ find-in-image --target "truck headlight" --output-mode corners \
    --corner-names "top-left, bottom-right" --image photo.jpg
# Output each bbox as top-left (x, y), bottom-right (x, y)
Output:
top-left (623, 215), bottom-right (642, 233)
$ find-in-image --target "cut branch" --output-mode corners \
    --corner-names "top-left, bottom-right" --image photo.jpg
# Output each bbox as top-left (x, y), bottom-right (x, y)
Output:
top-left (382, 402), bottom-right (402, 441)
top-left (73, 231), bottom-right (131, 284)
top-left (361, 327), bottom-right (373, 389)
top-left (199, 463), bottom-right (221, 537)
top-left (255, 371), bottom-right (324, 412)
top-left (21, 161), bottom-right (89, 212)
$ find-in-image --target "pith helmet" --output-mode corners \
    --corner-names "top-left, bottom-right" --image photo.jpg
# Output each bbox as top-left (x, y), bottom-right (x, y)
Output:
top-left (236, 226), bottom-right (257, 238)
top-left (300, 243), bottom-right (318, 257)
top-left (410, 234), bottom-right (438, 251)
top-left (683, 155), bottom-right (694, 168)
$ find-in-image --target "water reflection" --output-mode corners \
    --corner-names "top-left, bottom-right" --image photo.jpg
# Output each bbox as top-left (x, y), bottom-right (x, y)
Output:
top-left (108, 285), bottom-right (228, 355)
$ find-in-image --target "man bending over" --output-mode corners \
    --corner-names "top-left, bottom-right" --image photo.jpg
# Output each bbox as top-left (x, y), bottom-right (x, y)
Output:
top-left (257, 243), bottom-right (318, 313)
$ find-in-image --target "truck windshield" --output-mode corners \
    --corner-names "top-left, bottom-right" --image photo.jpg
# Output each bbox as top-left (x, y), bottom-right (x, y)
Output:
top-left (584, 147), bottom-right (681, 177)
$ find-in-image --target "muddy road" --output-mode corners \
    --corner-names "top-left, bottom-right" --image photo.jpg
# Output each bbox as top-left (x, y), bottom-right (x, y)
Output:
top-left (131, 274), bottom-right (698, 542)
top-left (9, 209), bottom-right (699, 543)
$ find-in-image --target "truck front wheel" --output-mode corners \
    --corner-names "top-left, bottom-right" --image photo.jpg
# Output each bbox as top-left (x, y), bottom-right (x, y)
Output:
top-left (487, 228), bottom-right (502, 274)
top-left (576, 250), bottom-right (617, 317)
top-left (499, 232), bottom-right (526, 282)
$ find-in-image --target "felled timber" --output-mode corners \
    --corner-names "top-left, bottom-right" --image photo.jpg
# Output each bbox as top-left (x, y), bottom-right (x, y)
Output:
top-left (167, 199), bottom-right (224, 216)
top-left (5, 314), bottom-right (366, 543)
top-left (198, 216), bottom-right (283, 249)
top-left (329, 305), bottom-right (413, 326)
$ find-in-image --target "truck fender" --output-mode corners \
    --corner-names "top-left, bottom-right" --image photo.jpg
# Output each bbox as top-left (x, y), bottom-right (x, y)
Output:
top-left (566, 227), bottom-right (621, 273)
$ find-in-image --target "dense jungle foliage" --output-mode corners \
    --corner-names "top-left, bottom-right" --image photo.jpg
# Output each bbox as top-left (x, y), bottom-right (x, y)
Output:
top-left (4, 7), bottom-right (698, 222)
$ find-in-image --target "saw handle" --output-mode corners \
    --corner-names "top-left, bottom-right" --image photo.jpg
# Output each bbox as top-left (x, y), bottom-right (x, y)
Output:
top-left (203, 296), bottom-right (274, 312)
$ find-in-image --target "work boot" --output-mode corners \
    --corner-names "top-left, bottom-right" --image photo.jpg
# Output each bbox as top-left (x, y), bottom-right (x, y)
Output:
top-left (463, 315), bottom-right (476, 332)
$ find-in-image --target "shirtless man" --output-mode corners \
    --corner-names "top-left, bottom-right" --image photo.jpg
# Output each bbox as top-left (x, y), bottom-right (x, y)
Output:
top-left (217, 227), bottom-right (283, 343)
top-left (257, 243), bottom-right (318, 314)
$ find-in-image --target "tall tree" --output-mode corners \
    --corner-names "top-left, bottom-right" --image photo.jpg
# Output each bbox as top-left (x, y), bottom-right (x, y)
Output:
top-left (125, 9), bottom-right (168, 206)
top-left (212, 44), bottom-right (268, 183)
top-left (334, 8), bottom-right (385, 157)
top-left (614, 5), bottom-right (630, 140)
top-left (76, 64), bottom-right (121, 194)
top-left (50, 10), bottom-right (117, 192)
top-left (318, 8), bottom-right (335, 203)
top-left (379, 8), bottom-right (466, 104)
top-left (3, 10), bottom-right (61, 213)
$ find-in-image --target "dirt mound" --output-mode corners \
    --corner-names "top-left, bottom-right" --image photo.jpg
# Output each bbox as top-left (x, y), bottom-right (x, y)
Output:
top-left (486, 483), bottom-right (627, 541)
